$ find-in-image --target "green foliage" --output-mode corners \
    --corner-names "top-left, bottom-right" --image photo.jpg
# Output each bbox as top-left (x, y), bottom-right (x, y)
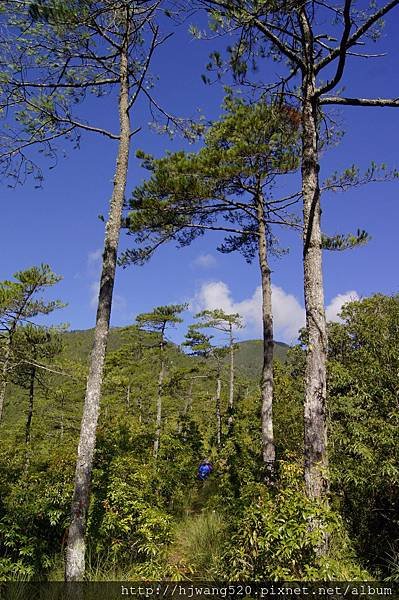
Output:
top-left (168, 510), bottom-right (228, 578)
top-left (322, 229), bottom-right (370, 252)
top-left (328, 294), bottom-right (399, 575)
top-left (136, 304), bottom-right (187, 334)
top-left (0, 264), bottom-right (64, 329)
top-left (1, 288), bottom-right (398, 580)
top-left (218, 461), bottom-right (367, 580)
top-left (0, 445), bottom-right (75, 580)
top-left (122, 98), bottom-right (301, 266)
top-left (91, 454), bottom-right (174, 564)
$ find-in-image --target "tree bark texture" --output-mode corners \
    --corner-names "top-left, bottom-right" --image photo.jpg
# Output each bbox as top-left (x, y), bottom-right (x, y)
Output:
top-left (65, 36), bottom-right (131, 582)
top-left (24, 366), bottom-right (36, 472)
top-left (257, 194), bottom-right (275, 480)
top-left (300, 16), bottom-right (329, 500)
top-left (185, 380), bottom-right (193, 417)
top-left (25, 367), bottom-right (35, 445)
top-left (153, 342), bottom-right (165, 458)
top-left (0, 339), bottom-right (11, 423)
top-left (215, 373), bottom-right (222, 448)
top-left (227, 324), bottom-right (234, 429)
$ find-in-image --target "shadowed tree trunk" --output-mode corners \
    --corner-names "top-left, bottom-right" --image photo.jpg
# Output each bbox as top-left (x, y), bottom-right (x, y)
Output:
top-left (25, 366), bottom-right (35, 446)
top-left (65, 33), bottom-right (131, 582)
top-left (257, 192), bottom-right (275, 481)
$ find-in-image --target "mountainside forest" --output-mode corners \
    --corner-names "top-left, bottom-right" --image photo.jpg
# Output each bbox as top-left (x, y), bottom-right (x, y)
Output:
top-left (1, 0), bottom-right (399, 585)
top-left (1, 291), bottom-right (398, 580)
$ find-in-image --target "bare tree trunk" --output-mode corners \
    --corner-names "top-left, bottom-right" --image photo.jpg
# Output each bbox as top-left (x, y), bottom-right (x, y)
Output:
top-left (60, 393), bottom-right (64, 440)
top-left (300, 14), bottom-right (329, 502)
top-left (24, 366), bottom-right (35, 471)
top-left (126, 384), bottom-right (131, 409)
top-left (257, 193), bottom-right (275, 481)
top-left (227, 324), bottom-right (234, 430)
top-left (0, 340), bottom-right (11, 422)
top-left (215, 370), bottom-right (222, 448)
top-left (178, 380), bottom-right (193, 436)
top-left (184, 380), bottom-right (193, 417)
top-left (153, 342), bottom-right (165, 458)
top-left (25, 367), bottom-right (35, 445)
top-left (65, 35), bottom-right (131, 582)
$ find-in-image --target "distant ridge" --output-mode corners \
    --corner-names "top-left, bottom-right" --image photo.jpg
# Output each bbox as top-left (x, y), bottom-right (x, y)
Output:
top-left (63, 328), bottom-right (290, 379)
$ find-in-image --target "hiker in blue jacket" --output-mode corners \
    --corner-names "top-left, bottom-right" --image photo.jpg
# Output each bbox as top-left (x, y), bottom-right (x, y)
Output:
top-left (197, 459), bottom-right (213, 481)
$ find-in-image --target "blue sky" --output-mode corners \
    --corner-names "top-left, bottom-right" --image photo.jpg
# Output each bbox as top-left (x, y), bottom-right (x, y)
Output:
top-left (1, 8), bottom-right (399, 344)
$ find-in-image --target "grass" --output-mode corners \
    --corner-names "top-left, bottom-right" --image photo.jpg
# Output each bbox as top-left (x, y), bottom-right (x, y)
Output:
top-left (167, 509), bottom-right (227, 579)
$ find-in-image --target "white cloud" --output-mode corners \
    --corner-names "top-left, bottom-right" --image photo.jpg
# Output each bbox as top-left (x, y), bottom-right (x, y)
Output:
top-left (193, 280), bottom-right (305, 343)
top-left (325, 291), bottom-right (359, 323)
top-left (193, 281), bottom-right (360, 343)
top-left (87, 248), bottom-right (102, 266)
top-left (272, 285), bottom-right (305, 342)
top-left (192, 253), bottom-right (217, 268)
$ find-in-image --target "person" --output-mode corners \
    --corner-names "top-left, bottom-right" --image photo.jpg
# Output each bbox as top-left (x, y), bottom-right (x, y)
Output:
top-left (197, 459), bottom-right (213, 481)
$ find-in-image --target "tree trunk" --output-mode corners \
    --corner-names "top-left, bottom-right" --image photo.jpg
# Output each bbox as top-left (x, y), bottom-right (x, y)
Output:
top-left (184, 380), bottom-right (193, 417)
top-left (24, 366), bottom-right (35, 472)
top-left (256, 193), bottom-right (275, 481)
top-left (179, 380), bottom-right (193, 437)
top-left (126, 384), bottom-right (131, 409)
top-left (0, 338), bottom-right (11, 422)
top-left (227, 324), bottom-right (234, 430)
top-left (300, 21), bottom-right (329, 502)
top-left (25, 367), bottom-right (35, 445)
top-left (60, 393), bottom-right (64, 440)
top-left (153, 342), bottom-right (165, 458)
top-left (215, 370), bottom-right (222, 448)
top-left (65, 34), bottom-right (131, 582)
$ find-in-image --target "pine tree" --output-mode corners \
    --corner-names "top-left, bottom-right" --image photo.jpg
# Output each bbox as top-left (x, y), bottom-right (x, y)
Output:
top-left (136, 304), bottom-right (187, 457)
top-left (193, 310), bottom-right (242, 431)
top-left (0, 1), bottom-right (180, 578)
top-left (183, 325), bottom-right (227, 448)
top-left (124, 98), bottom-right (301, 477)
top-left (0, 265), bottom-right (64, 423)
top-left (193, 0), bottom-right (399, 508)
top-left (11, 324), bottom-right (63, 468)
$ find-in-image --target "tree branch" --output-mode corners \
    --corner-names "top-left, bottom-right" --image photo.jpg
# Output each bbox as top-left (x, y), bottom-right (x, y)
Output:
top-left (317, 0), bottom-right (399, 71)
top-left (320, 96), bottom-right (399, 107)
top-left (252, 17), bottom-right (305, 70)
top-left (316, 0), bottom-right (352, 94)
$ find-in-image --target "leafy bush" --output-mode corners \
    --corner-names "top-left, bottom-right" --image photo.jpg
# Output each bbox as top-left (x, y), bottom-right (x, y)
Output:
top-left (0, 446), bottom-right (74, 580)
top-left (220, 461), bottom-right (367, 580)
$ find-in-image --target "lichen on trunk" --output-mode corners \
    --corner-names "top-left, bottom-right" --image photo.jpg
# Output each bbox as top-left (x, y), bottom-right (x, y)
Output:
top-left (301, 83), bottom-right (329, 502)
top-left (257, 193), bottom-right (275, 481)
top-left (65, 35), bottom-right (131, 582)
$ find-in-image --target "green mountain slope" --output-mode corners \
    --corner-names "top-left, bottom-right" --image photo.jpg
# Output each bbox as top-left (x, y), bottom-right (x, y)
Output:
top-left (234, 339), bottom-right (289, 379)
top-left (63, 328), bottom-right (290, 377)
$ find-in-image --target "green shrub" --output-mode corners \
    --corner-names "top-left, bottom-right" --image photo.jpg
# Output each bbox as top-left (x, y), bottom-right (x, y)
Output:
top-left (220, 461), bottom-right (368, 580)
